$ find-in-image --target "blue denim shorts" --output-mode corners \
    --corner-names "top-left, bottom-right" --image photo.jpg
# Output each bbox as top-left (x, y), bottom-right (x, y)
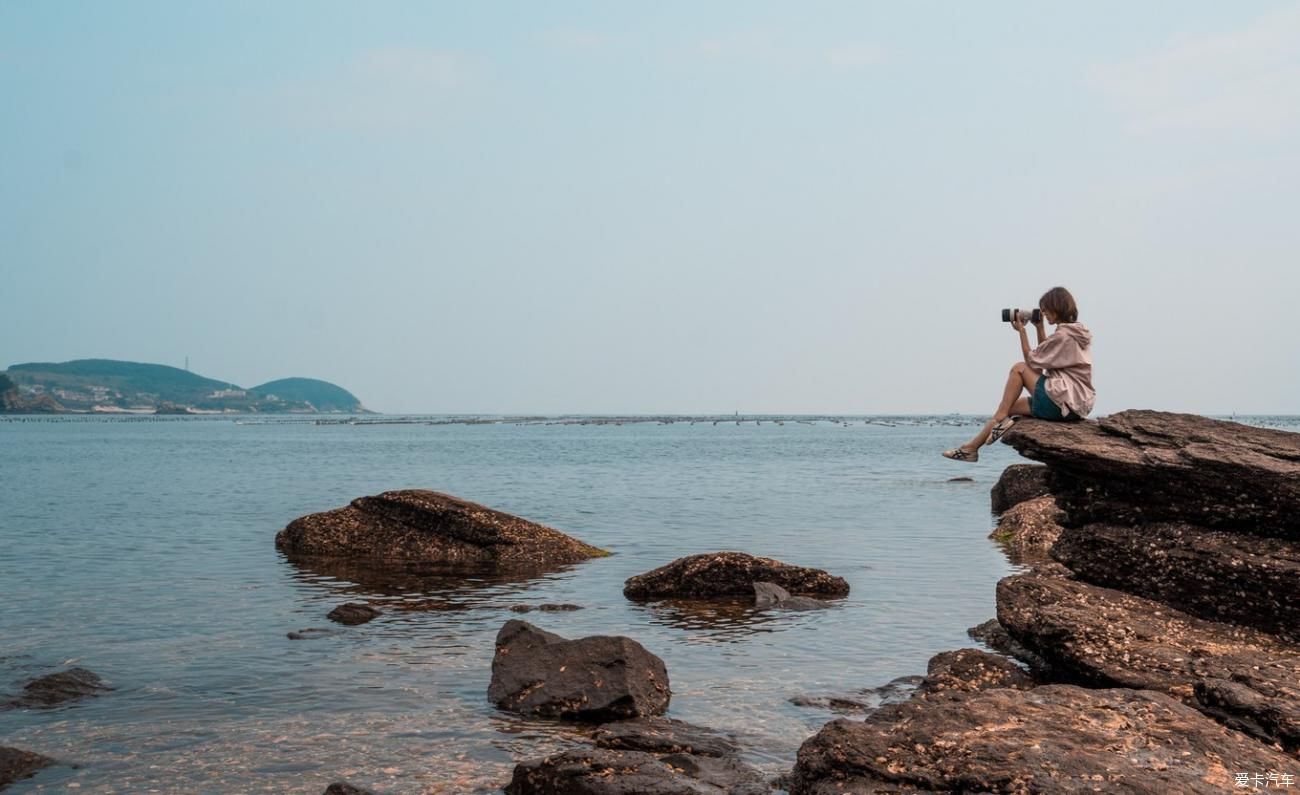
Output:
top-left (1031, 377), bottom-right (1077, 421)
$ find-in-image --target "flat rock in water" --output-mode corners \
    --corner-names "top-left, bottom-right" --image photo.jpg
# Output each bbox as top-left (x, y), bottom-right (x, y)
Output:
top-left (1, 746), bottom-right (55, 789)
top-left (488, 620), bottom-right (670, 721)
top-left (326, 602), bottom-right (381, 626)
top-left (987, 494), bottom-right (1065, 563)
top-left (287, 628), bottom-right (338, 640)
top-left (624, 552), bottom-right (848, 600)
top-left (7, 667), bottom-right (110, 709)
top-left (997, 573), bottom-right (1300, 752)
top-left (989, 463), bottom-right (1050, 513)
top-left (505, 747), bottom-right (769, 795)
top-left (788, 684), bottom-right (1297, 795)
top-left (1002, 411), bottom-right (1300, 539)
top-left (1053, 521), bottom-right (1300, 642)
top-left (789, 675), bottom-right (923, 715)
top-left (753, 582), bottom-right (831, 611)
top-left (276, 489), bottom-right (608, 568)
top-left (916, 648), bottom-right (1035, 696)
top-left (593, 717), bottom-right (740, 758)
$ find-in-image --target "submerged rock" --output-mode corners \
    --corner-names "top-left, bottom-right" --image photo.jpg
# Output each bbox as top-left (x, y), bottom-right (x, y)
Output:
top-left (276, 490), bottom-right (608, 568)
top-left (326, 603), bottom-right (381, 626)
top-left (987, 494), bottom-right (1064, 562)
top-left (509, 603), bottom-right (585, 614)
top-left (6, 667), bottom-right (110, 709)
top-left (623, 552), bottom-right (849, 600)
top-left (989, 462), bottom-right (1050, 513)
top-left (1052, 521), bottom-right (1300, 642)
top-left (488, 620), bottom-right (670, 721)
top-left (593, 718), bottom-right (741, 758)
top-left (753, 582), bottom-right (831, 610)
top-left (287, 628), bottom-right (338, 640)
top-left (789, 675), bottom-right (924, 715)
top-left (997, 573), bottom-right (1300, 752)
top-left (505, 747), bottom-right (768, 795)
top-left (1002, 411), bottom-right (1300, 539)
top-left (789, 685), bottom-right (1296, 795)
top-left (0, 746), bottom-right (54, 789)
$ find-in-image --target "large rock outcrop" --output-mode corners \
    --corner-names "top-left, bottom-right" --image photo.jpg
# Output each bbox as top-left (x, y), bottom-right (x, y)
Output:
top-left (788, 685), bottom-right (1296, 795)
top-left (489, 621), bottom-right (671, 721)
top-left (623, 552), bottom-right (849, 600)
top-left (989, 463), bottom-right (1050, 514)
top-left (1002, 411), bottom-right (1300, 539)
top-left (276, 490), bottom-right (607, 568)
top-left (998, 573), bottom-right (1300, 752)
top-left (1052, 521), bottom-right (1300, 641)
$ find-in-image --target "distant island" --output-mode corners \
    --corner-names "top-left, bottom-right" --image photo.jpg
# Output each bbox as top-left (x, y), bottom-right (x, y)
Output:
top-left (0, 359), bottom-right (369, 414)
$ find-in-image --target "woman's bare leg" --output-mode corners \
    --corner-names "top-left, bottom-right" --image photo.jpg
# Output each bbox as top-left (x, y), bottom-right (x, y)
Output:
top-left (959, 364), bottom-right (1040, 450)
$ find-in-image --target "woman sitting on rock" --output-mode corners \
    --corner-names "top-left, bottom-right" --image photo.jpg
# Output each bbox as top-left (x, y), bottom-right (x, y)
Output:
top-left (943, 286), bottom-right (1094, 463)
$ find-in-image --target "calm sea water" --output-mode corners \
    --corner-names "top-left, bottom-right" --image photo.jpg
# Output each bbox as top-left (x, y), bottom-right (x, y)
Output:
top-left (3, 415), bottom-right (1295, 793)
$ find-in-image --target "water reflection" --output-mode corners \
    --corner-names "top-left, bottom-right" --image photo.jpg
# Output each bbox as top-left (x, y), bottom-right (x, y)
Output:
top-left (279, 553), bottom-right (581, 605)
top-left (628, 596), bottom-right (834, 640)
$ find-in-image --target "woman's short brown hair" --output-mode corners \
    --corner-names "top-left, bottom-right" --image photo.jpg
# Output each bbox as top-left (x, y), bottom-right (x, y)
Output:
top-left (1039, 286), bottom-right (1078, 323)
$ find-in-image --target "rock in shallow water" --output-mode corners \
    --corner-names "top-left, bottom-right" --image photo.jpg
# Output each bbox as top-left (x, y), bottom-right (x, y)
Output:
top-left (276, 490), bottom-right (608, 568)
top-left (788, 684), bottom-right (1296, 795)
top-left (623, 552), bottom-right (848, 600)
top-left (0, 746), bottom-right (55, 789)
top-left (488, 620), bottom-right (670, 721)
top-left (6, 667), bottom-right (111, 709)
top-left (323, 783), bottom-right (374, 795)
top-left (326, 602), bottom-right (381, 626)
top-left (593, 717), bottom-right (740, 758)
top-left (505, 747), bottom-right (769, 795)
top-left (997, 572), bottom-right (1300, 752)
top-left (916, 648), bottom-right (1035, 696)
top-left (987, 494), bottom-right (1064, 563)
top-left (753, 582), bottom-right (832, 611)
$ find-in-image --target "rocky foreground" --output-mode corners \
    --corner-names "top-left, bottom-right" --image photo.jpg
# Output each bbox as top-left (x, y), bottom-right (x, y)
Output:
top-left (791, 410), bottom-right (1300, 794)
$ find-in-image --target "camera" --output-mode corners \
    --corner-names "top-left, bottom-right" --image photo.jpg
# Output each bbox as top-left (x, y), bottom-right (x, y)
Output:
top-left (1001, 308), bottom-right (1042, 325)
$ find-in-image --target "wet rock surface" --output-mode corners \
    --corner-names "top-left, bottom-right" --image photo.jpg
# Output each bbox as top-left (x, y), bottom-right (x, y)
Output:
top-left (505, 746), bottom-right (770, 795)
top-left (593, 718), bottom-right (741, 758)
top-left (753, 582), bottom-right (832, 611)
top-left (6, 667), bottom-right (110, 709)
top-left (0, 746), bottom-right (54, 789)
top-left (987, 494), bottom-right (1064, 563)
top-left (916, 648), bottom-right (1035, 696)
top-left (1052, 521), bottom-right (1300, 641)
top-left (326, 602), bottom-right (381, 626)
top-left (1003, 411), bottom-right (1300, 538)
top-left (489, 620), bottom-right (671, 721)
top-left (989, 463), bottom-right (1050, 514)
top-left (623, 552), bottom-right (849, 600)
top-left (965, 619), bottom-right (1052, 677)
top-left (287, 628), bottom-right (338, 640)
top-left (789, 676), bottom-right (923, 715)
top-left (509, 603), bottom-right (585, 613)
top-left (789, 684), bottom-right (1296, 795)
top-left (997, 573), bottom-right (1300, 752)
top-left (323, 784), bottom-right (375, 795)
top-left (276, 489), bottom-right (608, 568)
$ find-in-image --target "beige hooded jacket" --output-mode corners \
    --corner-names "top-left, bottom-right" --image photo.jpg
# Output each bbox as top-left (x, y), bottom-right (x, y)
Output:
top-left (1027, 322), bottom-right (1095, 418)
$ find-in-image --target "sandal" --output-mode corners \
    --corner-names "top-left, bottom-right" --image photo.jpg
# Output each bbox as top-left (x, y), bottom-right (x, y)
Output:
top-left (942, 447), bottom-right (979, 463)
top-left (986, 416), bottom-right (1018, 446)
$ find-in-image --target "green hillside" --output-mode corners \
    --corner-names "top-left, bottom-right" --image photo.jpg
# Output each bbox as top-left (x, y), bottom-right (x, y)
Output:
top-left (251, 378), bottom-right (364, 412)
top-left (3, 359), bottom-right (366, 413)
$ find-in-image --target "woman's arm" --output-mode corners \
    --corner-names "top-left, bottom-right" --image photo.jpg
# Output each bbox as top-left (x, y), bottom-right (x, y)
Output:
top-left (1034, 317), bottom-right (1047, 345)
top-left (1012, 319), bottom-right (1034, 367)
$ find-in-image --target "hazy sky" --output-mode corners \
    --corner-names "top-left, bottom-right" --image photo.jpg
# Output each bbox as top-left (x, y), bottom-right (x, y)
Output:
top-left (3, 2), bottom-right (1298, 414)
